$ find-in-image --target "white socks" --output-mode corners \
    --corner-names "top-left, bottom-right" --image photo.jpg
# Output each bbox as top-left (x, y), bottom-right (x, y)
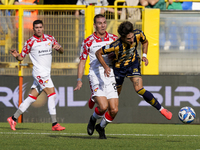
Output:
top-left (48, 93), bottom-right (57, 123)
top-left (100, 112), bottom-right (113, 128)
top-left (48, 93), bottom-right (56, 115)
top-left (18, 94), bottom-right (37, 113)
top-left (92, 111), bottom-right (103, 120)
top-left (15, 93), bottom-right (57, 123)
top-left (100, 117), bottom-right (110, 128)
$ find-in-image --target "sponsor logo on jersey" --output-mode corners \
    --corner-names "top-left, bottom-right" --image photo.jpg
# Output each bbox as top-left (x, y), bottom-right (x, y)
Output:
top-left (112, 41), bottom-right (120, 47)
top-left (93, 45), bottom-right (102, 48)
top-left (45, 42), bottom-right (51, 46)
top-left (44, 79), bottom-right (49, 83)
top-left (94, 87), bottom-right (98, 92)
top-left (38, 50), bottom-right (49, 53)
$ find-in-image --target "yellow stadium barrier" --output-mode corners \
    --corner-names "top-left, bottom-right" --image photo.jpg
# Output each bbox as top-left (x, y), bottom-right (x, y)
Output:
top-left (0, 5), bottom-right (159, 76)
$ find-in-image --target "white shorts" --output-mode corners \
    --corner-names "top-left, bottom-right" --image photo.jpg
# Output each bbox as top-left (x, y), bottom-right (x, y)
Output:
top-left (31, 74), bottom-right (54, 92)
top-left (88, 68), bottom-right (118, 99)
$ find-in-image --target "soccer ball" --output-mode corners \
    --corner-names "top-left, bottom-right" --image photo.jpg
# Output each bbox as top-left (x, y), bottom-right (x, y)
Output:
top-left (178, 106), bottom-right (196, 123)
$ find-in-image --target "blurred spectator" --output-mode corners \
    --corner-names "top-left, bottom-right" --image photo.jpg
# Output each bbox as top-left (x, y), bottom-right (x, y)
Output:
top-left (167, 0), bottom-right (182, 10)
top-left (43, 0), bottom-right (77, 4)
top-left (0, 0), bottom-right (14, 36)
top-left (14, 0), bottom-right (38, 29)
top-left (75, 0), bottom-right (120, 15)
top-left (76, 0), bottom-right (108, 15)
top-left (167, 0), bottom-right (196, 10)
top-left (181, 2), bottom-right (192, 10)
top-left (192, 2), bottom-right (200, 10)
top-left (14, 0), bottom-right (39, 40)
top-left (139, 0), bottom-right (166, 10)
top-left (120, 0), bottom-right (141, 23)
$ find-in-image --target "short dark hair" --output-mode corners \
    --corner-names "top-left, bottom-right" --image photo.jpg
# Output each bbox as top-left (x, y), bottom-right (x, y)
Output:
top-left (33, 20), bottom-right (43, 27)
top-left (94, 14), bottom-right (105, 24)
top-left (118, 21), bottom-right (134, 37)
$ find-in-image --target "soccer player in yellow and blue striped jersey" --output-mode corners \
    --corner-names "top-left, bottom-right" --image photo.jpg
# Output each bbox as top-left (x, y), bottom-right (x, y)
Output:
top-left (96, 21), bottom-right (172, 120)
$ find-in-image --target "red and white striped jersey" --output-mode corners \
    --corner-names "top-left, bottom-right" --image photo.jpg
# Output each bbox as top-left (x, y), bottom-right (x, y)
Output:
top-left (21, 34), bottom-right (59, 76)
top-left (80, 31), bottom-right (118, 71)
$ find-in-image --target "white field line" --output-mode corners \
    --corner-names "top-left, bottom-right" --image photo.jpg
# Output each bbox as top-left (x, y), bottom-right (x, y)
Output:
top-left (0, 132), bottom-right (200, 137)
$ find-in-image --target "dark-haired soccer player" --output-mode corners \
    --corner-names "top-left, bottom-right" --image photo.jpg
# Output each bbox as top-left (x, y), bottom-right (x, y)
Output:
top-left (95, 21), bottom-right (172, 120)
top-left (8, 20), bottom-right (65, 131)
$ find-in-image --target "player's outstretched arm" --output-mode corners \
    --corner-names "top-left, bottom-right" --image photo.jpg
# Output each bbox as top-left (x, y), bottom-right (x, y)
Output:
top-left (10, 49), bottom-right (23, 61)
top-left (95, 49), bottom-right (111, 77)
top-left (74, 59), bottom-right (86, 91)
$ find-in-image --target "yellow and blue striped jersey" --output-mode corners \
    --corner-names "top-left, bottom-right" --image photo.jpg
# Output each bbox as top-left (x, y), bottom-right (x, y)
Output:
top-left (101, 29), bottom-right (147, 68)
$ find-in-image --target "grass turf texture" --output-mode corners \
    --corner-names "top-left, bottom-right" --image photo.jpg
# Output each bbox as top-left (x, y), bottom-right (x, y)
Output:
top-left (0, 123), bottom-right (200, 150)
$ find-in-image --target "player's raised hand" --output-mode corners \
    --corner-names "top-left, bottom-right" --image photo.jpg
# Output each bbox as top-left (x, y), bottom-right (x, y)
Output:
top-left (104, 67), bottom-right (111, 77)
top-left (10, 49), bottom-right (19, 58)
top-left (142, 57), bottom-right (149, 66)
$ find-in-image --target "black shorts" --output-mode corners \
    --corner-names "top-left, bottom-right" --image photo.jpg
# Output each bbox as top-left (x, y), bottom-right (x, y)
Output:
top-left (114, 55), bottom-right (141, 88)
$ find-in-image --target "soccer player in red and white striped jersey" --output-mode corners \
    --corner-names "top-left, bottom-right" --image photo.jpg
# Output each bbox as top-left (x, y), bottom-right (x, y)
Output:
top-left (7, 20), bottom-right (65, 131)
top-left (74, 14), bottom-right (118, 139)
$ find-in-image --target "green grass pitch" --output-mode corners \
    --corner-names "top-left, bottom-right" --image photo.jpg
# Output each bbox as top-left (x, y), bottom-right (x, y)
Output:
top-left (0, 123), bottom-right (200, 150)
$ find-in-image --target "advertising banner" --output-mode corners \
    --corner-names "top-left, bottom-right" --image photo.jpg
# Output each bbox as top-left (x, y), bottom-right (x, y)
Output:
top-left (0, 75), bottom-right (200, 124)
